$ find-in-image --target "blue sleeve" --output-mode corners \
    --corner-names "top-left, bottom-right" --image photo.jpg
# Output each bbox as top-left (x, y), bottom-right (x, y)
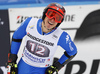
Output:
top-left (10, 17), bottom-right (32, 54)
top-left (57, 31), bottom-right (77, 64)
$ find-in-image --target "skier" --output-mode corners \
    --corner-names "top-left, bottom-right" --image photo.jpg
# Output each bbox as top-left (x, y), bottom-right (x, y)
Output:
top-left (7, 3), bottom-right (77, 74)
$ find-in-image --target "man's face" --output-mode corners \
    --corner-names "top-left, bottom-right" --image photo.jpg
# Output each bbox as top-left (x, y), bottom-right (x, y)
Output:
top-left (43, 16), bottom-right (58, 30)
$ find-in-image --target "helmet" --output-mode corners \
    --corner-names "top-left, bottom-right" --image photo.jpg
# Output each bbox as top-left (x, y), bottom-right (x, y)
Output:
top-left (42, 3), bottom-right (66, 27)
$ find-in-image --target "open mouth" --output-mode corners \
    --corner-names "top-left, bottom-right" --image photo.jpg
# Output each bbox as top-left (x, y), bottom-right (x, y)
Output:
top-left (48, 21), bottom-right (53, 25)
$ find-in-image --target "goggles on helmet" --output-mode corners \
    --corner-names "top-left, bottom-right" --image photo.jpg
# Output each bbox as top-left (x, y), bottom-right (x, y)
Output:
top-left (45, 9), bottom-right (63, 23)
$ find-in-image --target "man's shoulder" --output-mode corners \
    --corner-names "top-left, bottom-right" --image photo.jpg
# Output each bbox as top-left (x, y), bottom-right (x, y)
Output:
top-left (25, 17), bottom-right (39, 22)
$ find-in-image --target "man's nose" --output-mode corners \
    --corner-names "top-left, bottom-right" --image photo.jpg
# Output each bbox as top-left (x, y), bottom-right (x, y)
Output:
top-left (50, 17), bottom-right (55, 22)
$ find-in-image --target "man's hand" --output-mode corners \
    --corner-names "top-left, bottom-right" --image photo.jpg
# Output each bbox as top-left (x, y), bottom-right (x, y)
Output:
top-left (7, 62), bottom-right (18, 74)
top-left (7, 53), bottom-right (18, 74)
top-left (45, 65), bottom-right (58, 74)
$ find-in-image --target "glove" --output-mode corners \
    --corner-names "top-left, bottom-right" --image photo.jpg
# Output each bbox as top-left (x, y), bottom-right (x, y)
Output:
top-left (45, 65), bottom-right (58, 74)
top-left (7, 62), bottom-right (18, 74)
top-left (6, 53), bottom-right (18, 74)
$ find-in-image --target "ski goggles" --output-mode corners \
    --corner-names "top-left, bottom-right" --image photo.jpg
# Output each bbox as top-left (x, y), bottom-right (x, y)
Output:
top-left (45, 9), bottom-right (63, 23)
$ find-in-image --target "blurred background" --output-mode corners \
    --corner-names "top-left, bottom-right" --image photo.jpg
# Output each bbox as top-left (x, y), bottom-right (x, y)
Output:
top-left (0, 0), bottom-right (100, 74)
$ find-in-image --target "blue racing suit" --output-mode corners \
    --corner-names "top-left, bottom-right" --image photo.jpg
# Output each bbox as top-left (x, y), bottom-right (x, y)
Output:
top-left (10, 17), bottom-right (77, 74)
